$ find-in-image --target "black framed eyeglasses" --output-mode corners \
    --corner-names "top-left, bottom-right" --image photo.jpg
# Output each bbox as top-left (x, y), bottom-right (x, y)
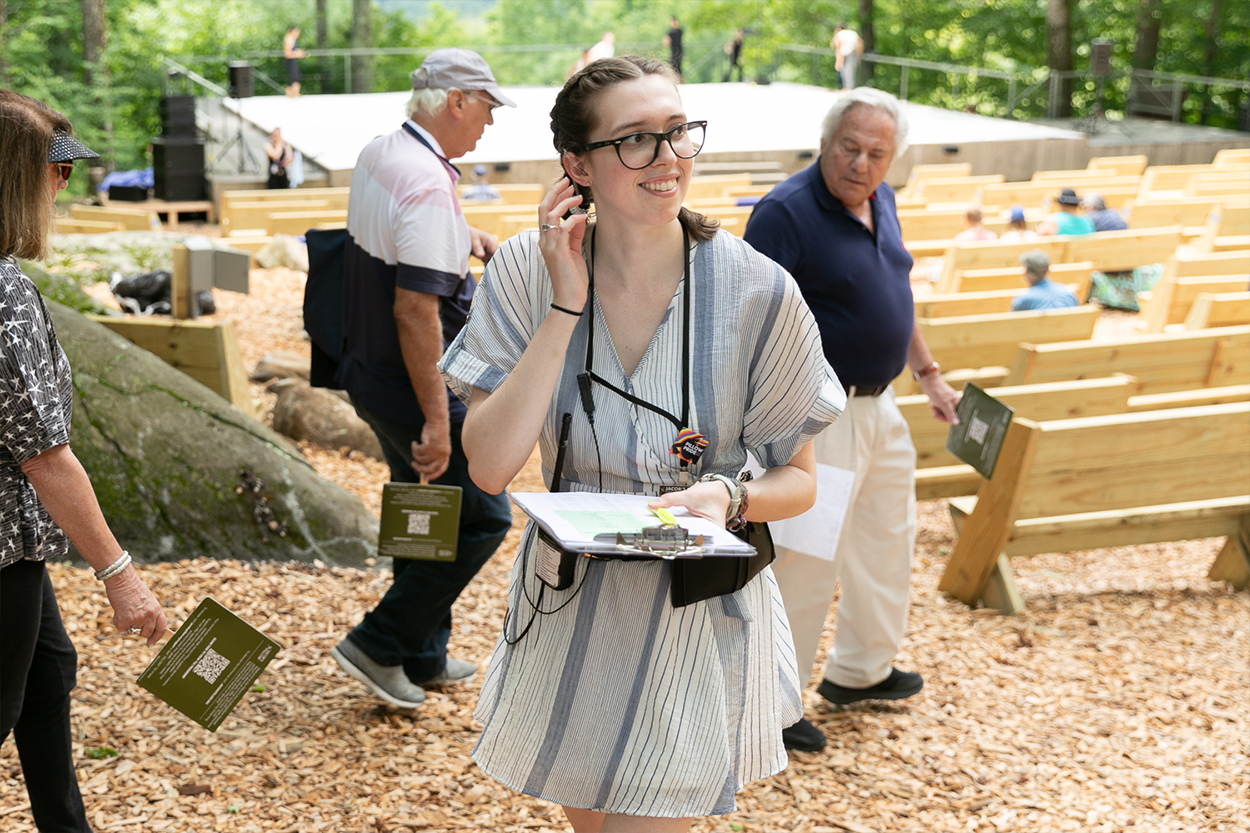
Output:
top-left (54, 163), bottom-right (73, 182)
top-left (577, 121), bottom-right (707, 170)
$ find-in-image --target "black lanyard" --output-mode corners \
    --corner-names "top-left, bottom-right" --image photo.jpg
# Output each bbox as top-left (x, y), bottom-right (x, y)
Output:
top-left (583, 227), bottom-right (694, 457)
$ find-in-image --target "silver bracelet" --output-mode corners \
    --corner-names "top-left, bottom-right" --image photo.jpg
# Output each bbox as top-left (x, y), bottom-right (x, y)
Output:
top-left (699, 473), bottom-right (743, 523)
top-left (94, 551), bottom-right (132, 581)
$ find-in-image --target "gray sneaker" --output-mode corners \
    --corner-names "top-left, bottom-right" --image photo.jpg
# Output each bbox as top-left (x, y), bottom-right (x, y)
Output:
top-left (415, 657), bottom-right (477, 688)
top-left (329, 639), bottom-right (426, 708)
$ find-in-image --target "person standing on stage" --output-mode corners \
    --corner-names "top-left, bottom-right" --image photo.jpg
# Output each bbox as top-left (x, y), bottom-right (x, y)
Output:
top-left (744, 87), bottom-right (960, 753)
top-left (283, 26), bottom-right (308, 98)
top-left (328, 49), bottom-right (515, 710)
top-left (663, 16), bottom-right (684, 78)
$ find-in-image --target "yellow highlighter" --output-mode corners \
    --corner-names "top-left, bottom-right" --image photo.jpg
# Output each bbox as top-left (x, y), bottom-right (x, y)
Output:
top-left (650, 505), bottom-right (679, 526)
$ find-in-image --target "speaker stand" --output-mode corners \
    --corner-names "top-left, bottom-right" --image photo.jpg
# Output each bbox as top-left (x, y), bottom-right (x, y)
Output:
top-left (216, 99), bottom-right (260, 175)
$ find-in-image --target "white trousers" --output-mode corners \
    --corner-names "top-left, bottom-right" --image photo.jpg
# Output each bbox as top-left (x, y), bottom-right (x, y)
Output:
top-left (772, 388), bottom-right (916, 689)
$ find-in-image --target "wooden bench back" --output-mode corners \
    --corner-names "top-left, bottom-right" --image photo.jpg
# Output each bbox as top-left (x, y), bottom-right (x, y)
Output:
top-left (901, 163), bottom-right (972, 196)
top-left (683, 174), bottom-right (752, 202)
top-left (1005, 325), bottom-right (1250, 394)
top-left (919, 306), bottom-right (1099, 371)
top-left (1017, 403), bottom-right (1249, 520)
top-left (458, 183), bottom-right (545, 205)
top-left (69, 204), bottom-right (160, 231)
top-left (1195, 202), bottom-right (1250, 253)
top-left (953, 261), bottom-right (1093, 296)
top-left (1188, 174), bottom-right (1250, 198)
top-left (897, 208), bottom-right (970, 242)
top-left (1138, 164), bottom-right (1220, 197)
top-left (1086, 155), bottom-right (1149, 177)
top-left (223, 200), bottom-right (331, 235)
top-left (1144, 276), bottom-right (1250, 331)
top-left (701, 205), bottom-right (755, 236)
top-left (267, 210), bottom-right (348, 236)
top-left (1213, 148), bottom-right (1250, 167)
top-left (1185, 291), bottom-right (1250, 330)
top-left (899, 376), bottom-right (1135, 471)
top-left (1065, 225), bottom-right (1182, 273)
top-left (54, 218), bottom-right (125, 234)
top-left (979, 178), bottom-right (1139, 212)
top-left (461, 203), bottom-right (540, 236)
top-left (1165, 249), bottom-right (1250, 279)
top-left (935, 238), bottom-right (1070, 291)
top-left (914, 175), bottom-right (1005, 204)
top-left (1125, 198), bottom-right (1222, 230)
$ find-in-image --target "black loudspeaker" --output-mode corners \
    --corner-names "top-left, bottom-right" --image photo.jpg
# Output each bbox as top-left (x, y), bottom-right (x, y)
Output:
top-left (152, 136), bottom-right (206, 201)
top-left (227, 62), bottom-right (254, 99)
top-left (1090, 40), bottom-right (1113, 77)
top-left (159, 96), bottom-right (197, 137)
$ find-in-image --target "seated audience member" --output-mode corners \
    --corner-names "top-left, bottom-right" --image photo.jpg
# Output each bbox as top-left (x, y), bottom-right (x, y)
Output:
top-left (953, 205), bottom-right (998, 242)
top-left (998, 205), bottom-right (1037, 242)
top-left (1037, 188), bottom-right (1096, 237)
top-left (1011, 250), bottom-right (1079, 311)
top-left (1082, 192), bottom-right (1127, 231)
top-left (461, 164), bottom-right (502, 202)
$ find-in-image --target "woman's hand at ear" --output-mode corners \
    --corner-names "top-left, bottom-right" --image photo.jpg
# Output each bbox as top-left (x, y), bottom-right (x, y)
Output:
top-left (537, 177), bottom-right (590, 314)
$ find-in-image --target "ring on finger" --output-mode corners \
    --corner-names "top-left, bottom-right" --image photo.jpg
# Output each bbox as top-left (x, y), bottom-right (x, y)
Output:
top-left (129, 627), bottom-right (142, 634)
top-left (540, 223), bottom-right (558, 232)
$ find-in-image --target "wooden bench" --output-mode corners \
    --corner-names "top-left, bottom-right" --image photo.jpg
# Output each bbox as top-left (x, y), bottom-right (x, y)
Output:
top-left (938, 402), bottom-right (1250, 612)
top-left (900, 163), bottom-right (972, 197)
top-left (461, 203), bottom-right (541, 237)
top-left (683, 174), bottom-right (752, 202)
top-left (69, 204), bottom-right (160, 231)
top-left (457, 183), bottom-right (545, 205)
top-left (1187, 174), bottom-right (1250, 199)
top-left (1184, 291), bottom-right (1250, 330)
top-left (935, 238), bottom-right (1070, 291)
top-left (1003, 326), bottom-right (1250, 394)
top-left (914, 283), bottom-right (1088, 319)
top-left (266, 210), bottom-right (348, 236)
top-left (913, 175), bottom-right (1005, 204)
top-left (1141, 276), bottom-right (1250, 332)
top-left (1165, 249), bottom-right (1250, 279)
top-left (948, 261), bottom-right (1093, 297)
top-left (1086, 155), bottom-right (1149, 177)
top-left (1213, 148), bottom-right (1250, 168)
top-left (222, 200), bottom-right (331, 236)
top-left (1138, 164), bottom-right (1221, 198)
top-left (1124, 197), bottom-right (1222, 230)
top-left (86, 316), bottom-right (256, 417)
top-left (980, 178), bottom-right (1140, 212)
top-left (1064, 226), bottom-right (1182, 273)
top-left (53, 218), bottom-right (125, 234)
top-left (1194, 203), bottom-right (1250, 253)
top-left (219, 188), bottom-right (349, 234)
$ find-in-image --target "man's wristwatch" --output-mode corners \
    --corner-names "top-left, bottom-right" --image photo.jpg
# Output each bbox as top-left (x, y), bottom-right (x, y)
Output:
top-left (912, 361), bottom-right (941, 381)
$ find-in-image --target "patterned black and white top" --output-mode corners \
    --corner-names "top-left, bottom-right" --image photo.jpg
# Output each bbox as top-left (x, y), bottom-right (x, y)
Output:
top-left (439, 230), bottom-right (846, 817)
top-left (0, 256), bottom-right (72, 568)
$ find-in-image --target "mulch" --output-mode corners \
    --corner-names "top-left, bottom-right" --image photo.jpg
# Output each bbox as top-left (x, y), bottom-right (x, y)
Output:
top-left (3, 264), bottom-right (1246, 833)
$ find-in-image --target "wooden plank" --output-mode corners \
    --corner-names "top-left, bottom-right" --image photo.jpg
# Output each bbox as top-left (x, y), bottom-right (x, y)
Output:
top-left (69, 204), bottom-right (160, 232)
top-left (915, 465), bottom-right (984, 501)
top-left (1003, 496), bottom-right (1248, 557)
top-left (1087, 155), bottom-right (1149, 177)
top-left (1165, 249), bottom-right (1250, 279)
top-left (1128, 384), bottom-right (1250, 411)
top-left (170, 245), bottom-right (191, 320)
top-left (937, 238), bottom-right (1071, 292)
top-left (902, 163), bottom-right (972, 196)
top-left (223, 200), bottom-right (331, 235)
top-left (1015, 403), bottom-right (1250, 518)
top-left (919, 306), bottom-right (1098, 371)
top-left (683, 174), bottom-right (752, 202)
top-left (1212, 148), bottom-right (1250, 168)
top-left (1064, 226), bottom-right (1181, 273)
top-left (53, 218), bottom-right (125, 234)
top-left (1126, 198), bottom-right (1222, 230)
top-left (1151, 277), bottom-right (1250, 330)
top-left (914, 175), bottom-right (1006, 204)
top-left (915, 289), bottom-right (1017, 318)
top-left (1003, 326), bottom-right (1250, 393)
top-left (938, 418), bottom-right (1042, 606)
top-left (266, 210), bottom-right (348, 236)
top-left (956, 261), bottom-right (1093, 296)
top-left (980, 553), bottom-right (1025, 614)
top-left (216, 320), bottom-right (257, 417)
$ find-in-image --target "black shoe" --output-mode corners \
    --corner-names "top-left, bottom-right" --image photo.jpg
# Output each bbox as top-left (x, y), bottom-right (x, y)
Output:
top-left (781, 717), bottom-right (827, 752)
top-left (817, 667), bottom-right (924, 706)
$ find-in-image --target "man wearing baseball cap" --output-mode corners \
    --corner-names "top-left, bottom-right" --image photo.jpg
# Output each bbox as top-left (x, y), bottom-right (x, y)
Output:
top-left (330, 49), bottom-right (515, 709)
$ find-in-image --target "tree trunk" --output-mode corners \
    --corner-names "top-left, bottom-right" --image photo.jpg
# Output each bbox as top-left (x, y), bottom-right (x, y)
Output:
top-left (316, 0), bottom-right (328, 49)
top-left (858, 0), bottom-right (875, 82)
top-left (1133, 0), bottom-right (1162, 70)
top-left (1045, 0), bottom-right (1073, 117)
top-left (350, 0), bottom-right (373, 94)
top-left (1200, 0), bottom-right (1220, 124)
top-left (80, 0), bottom-right (114, 167)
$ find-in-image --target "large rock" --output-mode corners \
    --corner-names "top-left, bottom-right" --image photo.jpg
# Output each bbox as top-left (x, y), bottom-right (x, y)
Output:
top-left (271, 380), bottom-right (384, 460)
top-left (47, 301), bottom-right (378, 565)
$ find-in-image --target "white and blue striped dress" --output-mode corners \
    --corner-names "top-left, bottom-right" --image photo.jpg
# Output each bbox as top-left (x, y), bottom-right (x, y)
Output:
top-left (439, 228), bottom-right (845, 817)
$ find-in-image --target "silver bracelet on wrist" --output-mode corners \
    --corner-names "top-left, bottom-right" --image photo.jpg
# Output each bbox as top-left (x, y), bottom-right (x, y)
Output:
top-left (94, 551), bottom-right (132, 581)
top-left (699, 473), bottom-right (744, 523)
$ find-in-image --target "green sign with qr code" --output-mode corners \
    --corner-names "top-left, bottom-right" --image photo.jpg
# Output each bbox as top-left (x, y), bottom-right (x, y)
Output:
top-left (944, 383), bottom-right (1015, 480)
top-left (136, 598), bottom-right (281, 732)
top-left (378, 482), bottom-right (462, 561)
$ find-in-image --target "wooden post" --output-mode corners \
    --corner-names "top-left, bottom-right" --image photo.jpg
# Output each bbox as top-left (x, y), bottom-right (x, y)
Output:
top-left (1208, 515), bottom-right (1250, 590)
top-left (938, 418), bottom-right (1042, 607)
top-left (170, 244), bottom-right (191, 320)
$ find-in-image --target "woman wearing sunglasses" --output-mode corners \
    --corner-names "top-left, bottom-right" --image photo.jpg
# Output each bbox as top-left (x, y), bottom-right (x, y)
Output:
top-left (1, 89), bottom-right (167, 833)
top-left (440, 57), bottom-right (844, 831)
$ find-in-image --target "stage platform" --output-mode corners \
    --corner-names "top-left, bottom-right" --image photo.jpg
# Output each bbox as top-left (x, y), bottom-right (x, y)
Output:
top-left (215, 81), bottom-right (1246, 192)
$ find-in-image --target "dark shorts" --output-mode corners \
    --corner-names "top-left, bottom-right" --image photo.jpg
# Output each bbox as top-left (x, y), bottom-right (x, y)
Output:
top-left (286, 58), bottom-right (301, 85)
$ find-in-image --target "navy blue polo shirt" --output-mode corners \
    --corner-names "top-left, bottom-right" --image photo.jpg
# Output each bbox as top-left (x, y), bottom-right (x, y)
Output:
top-left (744, 161), bottom-right (915, 388)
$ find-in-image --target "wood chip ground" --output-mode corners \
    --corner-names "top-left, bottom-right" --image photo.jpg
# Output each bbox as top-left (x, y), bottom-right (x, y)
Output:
top-left (4, 264), bottom-right (1246, 832)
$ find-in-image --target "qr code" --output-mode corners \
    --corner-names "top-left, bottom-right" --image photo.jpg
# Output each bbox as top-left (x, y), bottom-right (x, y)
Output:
top-left (967, 415), bottom-right (989, 445)
top-left (406, 511), bottom-right (432, 536)
top-left (190, 646), bottom-right (230, 685)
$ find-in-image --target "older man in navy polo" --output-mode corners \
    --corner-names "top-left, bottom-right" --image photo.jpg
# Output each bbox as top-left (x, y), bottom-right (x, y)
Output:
top-left (745, 87), bottom-right (960, 752)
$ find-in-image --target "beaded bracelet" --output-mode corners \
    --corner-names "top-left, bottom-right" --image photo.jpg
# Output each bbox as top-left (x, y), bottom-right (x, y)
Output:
top-left (94, 550), bottom-right (132, 582)
top-left (728, 471), bottom-right (753, 531)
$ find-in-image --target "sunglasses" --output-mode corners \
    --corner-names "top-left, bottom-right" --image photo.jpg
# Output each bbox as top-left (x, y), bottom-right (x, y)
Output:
top-left (54, 163), bottom-right (73, 182)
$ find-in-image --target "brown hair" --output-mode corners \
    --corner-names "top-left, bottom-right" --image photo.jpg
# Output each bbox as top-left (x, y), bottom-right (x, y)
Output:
top-left (0, 90), bottom-right (69, 260)
top-left (550, 55), bottom-right (718, 242)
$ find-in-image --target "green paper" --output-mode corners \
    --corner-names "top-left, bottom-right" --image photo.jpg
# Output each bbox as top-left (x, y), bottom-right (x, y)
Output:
top-left (137, 598), bottom-right (281, 732)
top-left (379, 482), bottom-right (462, 561)
top-left (553, 508), bottom-right (656, 538)
top-left (945, 383), bottom-right (1015, 479)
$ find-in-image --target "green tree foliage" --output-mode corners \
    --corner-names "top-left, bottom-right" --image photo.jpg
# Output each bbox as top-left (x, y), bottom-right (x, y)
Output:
top-left (2, 0), bottom-right (1245, 181)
